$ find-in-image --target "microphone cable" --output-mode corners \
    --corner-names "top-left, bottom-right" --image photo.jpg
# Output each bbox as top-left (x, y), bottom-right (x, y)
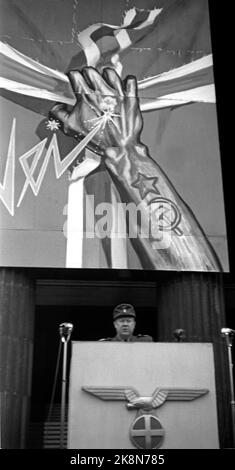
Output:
top-left (46, 339), bottom-right (62, 423)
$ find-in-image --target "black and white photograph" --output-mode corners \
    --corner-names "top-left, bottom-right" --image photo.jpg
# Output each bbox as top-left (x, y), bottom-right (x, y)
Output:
top-left (0, 0), bottom-right (234, 459)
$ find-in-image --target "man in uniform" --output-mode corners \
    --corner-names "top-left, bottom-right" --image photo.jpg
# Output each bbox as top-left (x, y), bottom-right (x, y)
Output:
top-left (100, 303), bottom-right (153, 342)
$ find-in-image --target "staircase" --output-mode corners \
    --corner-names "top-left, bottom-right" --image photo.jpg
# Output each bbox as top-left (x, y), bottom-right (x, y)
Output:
top-left (28, 404), bottom-right (68, 448)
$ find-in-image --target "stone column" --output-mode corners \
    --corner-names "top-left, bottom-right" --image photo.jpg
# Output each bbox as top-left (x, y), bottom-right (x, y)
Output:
top-left (157, 272), bottom-right (231, 448)
top-left (0, 268), bottom-right (35, 448)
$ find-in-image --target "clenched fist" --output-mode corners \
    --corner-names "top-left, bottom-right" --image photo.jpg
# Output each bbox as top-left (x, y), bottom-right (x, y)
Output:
top-left (50, 67), bottom-right (143, 156)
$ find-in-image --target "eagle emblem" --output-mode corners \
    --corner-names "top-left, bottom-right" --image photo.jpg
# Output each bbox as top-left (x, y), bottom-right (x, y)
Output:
top-left (82, 386), bottom-right (208, 411)
top-left (82, 386), bottom-right (209, 449)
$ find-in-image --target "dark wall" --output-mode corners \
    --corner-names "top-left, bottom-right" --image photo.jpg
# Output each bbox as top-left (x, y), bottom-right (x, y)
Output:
top-left (30, 298), bottom-right (158, 421)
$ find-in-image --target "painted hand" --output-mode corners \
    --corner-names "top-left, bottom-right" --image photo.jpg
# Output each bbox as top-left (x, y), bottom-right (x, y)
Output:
top-left (50, 67), bottom-right (143, 156)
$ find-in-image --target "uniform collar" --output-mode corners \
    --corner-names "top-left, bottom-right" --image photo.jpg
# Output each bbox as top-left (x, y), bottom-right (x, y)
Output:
top-left (115, 334), bottom-right (134, 342)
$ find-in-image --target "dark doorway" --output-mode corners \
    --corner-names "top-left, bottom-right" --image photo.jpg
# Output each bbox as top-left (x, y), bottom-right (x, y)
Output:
top-left (30, 280), bottom-right (158, 428)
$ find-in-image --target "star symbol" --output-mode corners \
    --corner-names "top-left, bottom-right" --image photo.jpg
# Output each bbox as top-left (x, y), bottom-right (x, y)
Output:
top-left (132, 173), bottom-right (160, 199)
top-left (46, 119), bottom-right (60, 132)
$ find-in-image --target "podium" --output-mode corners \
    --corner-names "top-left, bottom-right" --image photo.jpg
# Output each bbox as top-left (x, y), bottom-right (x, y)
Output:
top-left (68, 342), bottom-right (219, 449)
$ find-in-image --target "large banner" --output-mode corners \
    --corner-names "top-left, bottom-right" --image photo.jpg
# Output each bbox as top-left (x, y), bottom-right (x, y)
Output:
top-left (0, 0), bottom-right (228, 270)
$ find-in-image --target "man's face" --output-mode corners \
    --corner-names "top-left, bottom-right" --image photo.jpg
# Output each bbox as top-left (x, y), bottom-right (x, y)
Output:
top-left (114, 316), bottom-right (136, 339)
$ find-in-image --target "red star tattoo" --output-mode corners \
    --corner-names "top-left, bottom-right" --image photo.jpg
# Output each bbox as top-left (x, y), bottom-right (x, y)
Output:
top-left (132, 172), bottom-right (160, 199)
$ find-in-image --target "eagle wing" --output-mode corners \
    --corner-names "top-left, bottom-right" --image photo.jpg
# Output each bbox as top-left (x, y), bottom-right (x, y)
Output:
top-left (151, 387), bottom-right (168, 408)
top-left (82, 386), bottom-right (139, 401)
top-left (162, 388), bottom-right (209, 401)
top-left (82, 386), bottom-right (208, 404)
top-left (124, 388), bottom-right (140, 403)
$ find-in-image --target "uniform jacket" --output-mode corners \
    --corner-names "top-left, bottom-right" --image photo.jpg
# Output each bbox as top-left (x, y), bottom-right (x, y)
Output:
top-left (99, 334), bottom-right (153, 342)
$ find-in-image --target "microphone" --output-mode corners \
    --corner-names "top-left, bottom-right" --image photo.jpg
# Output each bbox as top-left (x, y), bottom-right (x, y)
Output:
top-left (221, 328), bottom-right (235, 336)
top-left (59, 322), bottom-right (74, 342)
top-left (173, 328), bottom-right (186, 342)
top-left (221, 328), bottom-right (235, 347)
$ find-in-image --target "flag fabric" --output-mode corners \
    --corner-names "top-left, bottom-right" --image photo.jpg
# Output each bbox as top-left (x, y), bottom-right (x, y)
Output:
top-left (68, 7), bottom-right (163, 75)
top-left (0, 0), bottom-right (215, 111)
top-left (0, 41), bottom-right (214, 111)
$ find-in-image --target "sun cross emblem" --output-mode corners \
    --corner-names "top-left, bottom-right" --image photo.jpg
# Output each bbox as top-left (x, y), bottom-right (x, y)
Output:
top-left (130, 414), bottom-right (164, 449)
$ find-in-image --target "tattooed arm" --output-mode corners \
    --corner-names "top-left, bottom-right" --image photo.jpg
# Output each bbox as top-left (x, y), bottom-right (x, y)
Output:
top-left (50, 67), bottom-right (221, 271)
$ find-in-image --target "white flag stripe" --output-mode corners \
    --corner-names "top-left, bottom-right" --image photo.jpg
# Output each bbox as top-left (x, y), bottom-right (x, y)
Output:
top-left (114, 29), bottom-right (132, 50)
top-left (83, 42), bottom-right (100, 67)
top-left (0, 41), bottom-right (44, 74)
top-left (0, 78), bottom-right (215, 111)
top-left (0, 77), bottom-right (76, 105)
top-left (111, 53), bottom-right (123, 76)
top-left (133, 8), bottom-right (163, 29)
top-left (122, 8), bottom-right (137, 26)
top-left (66, 178), bottom-right (84, 268)
top-left (138, 54), bottom-right (213, 89)
top-left (1, 40), bottom-right (212, 92)
top-left (66, 151), bottom-right (101, 268)
top-left (110, 182), bottom-right (128, 269)
top-left (0, 43), bottom-right (215, 111)
top-left (69, 152), bottom-right (101, 181)
top-left (77, 24), bottom-right (102, 66)
top-left (0, 41), bottom-right (69, 81)
top-left (140, 84), bottom-right (215, 111)
top-left (75, 7), bottom-right (161, 67)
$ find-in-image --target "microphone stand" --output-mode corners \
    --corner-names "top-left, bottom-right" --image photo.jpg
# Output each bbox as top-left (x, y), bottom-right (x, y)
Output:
top-left (221, 328), bottom-right (235, 448)
top-left (59, 322), bottom-right (73, 449)
top-left (173, 329), bottom-right (186, 342)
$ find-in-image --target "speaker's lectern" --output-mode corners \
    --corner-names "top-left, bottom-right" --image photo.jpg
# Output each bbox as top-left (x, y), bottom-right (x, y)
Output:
top-left (68, 342), bottom-right (219, 449)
